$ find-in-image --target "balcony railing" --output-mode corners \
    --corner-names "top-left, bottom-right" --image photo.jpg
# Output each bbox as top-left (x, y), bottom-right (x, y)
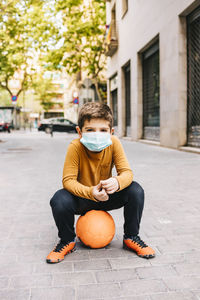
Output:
top-left (105, 20), bottom-right (118, 56)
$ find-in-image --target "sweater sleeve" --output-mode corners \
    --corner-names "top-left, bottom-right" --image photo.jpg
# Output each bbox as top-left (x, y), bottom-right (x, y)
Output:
top-left (112, 136), bottom-right (133, 191)
top-left (62, 142), bottom-right (96, 201)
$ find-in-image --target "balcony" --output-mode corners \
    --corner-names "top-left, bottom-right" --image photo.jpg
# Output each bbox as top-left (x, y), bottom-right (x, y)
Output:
top-left (105, 21), bottom-right (118, 57)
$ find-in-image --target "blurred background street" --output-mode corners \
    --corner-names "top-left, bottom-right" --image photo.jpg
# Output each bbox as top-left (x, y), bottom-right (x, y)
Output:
top-left (0, 130), bottom-right (200, 299)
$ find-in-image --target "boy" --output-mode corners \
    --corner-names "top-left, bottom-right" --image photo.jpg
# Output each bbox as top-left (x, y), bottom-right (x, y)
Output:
top-left (46, 102), bottom-right (155, 263)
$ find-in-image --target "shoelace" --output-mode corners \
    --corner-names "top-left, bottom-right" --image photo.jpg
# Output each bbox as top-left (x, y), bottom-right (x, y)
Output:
top-left (131, 236), bottom-right (148, 248)
top-left (53, 241), bottom-right (69, 253)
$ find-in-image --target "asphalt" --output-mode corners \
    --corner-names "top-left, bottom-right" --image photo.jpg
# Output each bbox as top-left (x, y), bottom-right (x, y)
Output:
top-left (0, 129), bottom-right (200, 300)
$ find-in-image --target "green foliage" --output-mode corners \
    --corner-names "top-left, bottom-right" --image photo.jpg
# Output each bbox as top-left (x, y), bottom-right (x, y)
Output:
top-left (0, 0), bottom-right (58, 98)
top-left (32, 73), bottom-right (59, 111)
top-left (46, 0), bottom-right (107, 101)
top-left (0, 0), bottom-right (107, 106)
top-left (0, 89), bottom-right (12, 106)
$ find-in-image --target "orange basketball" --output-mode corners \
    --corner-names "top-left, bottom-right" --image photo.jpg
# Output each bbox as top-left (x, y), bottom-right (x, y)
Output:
top-left (76, 210), bottom-right (115, 248)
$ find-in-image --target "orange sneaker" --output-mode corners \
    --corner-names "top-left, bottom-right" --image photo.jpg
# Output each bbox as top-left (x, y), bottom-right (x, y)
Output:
top-left (123, 235), bottom-right (155, 259)
top-left (46, 240), bottom-right (76, 264)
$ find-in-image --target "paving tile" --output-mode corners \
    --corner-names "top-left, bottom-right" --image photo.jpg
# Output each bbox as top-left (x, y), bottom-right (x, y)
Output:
top-left (109, 257), bottom-right (151, 269)
top-left (9, 230), bottom-right (40, 239)
top-left (89, 248), bottom-right (132, 259)
top-left (30, 287), bottom-right (75, 300)
top-left (157, 239), bottom-right (198, 254)
top-left (150, 291), bottom-right (198, 300)
top-left (5, 237), bottom-right (51, 247)
top-left (95, 268), bottom-right (138, 283)
top-left (0, 254), bottom-right (17, 264)
top-left (174, 262), bottom-right (200, 276)
top-left (0, 289), bottom-right (30, 300)
top-left (34, 242), bottom-right (56, 251)
top-left (0, 277), bottom-right (9, 289)
top-left (184, 251), bottom-right (200, 263)
top-left (120, 279), bottom-right (167, 296)
top-left (0, 263), bottom-right (33, 276)
top-left (52, 271), bottom-right (95, 286)
top-left (0, 229), bottom-right (12, 239)
top-left (10, 274), bottom-right (52, 289)
top-left (104, 296), bottom-right (151, 300)
top-left (16, 252), bottom-right (46, 264)
top-left (2, 244), bottom-right (37, 255)
top-left (61, 250), bottom-right (90, 262)
top-left (149, 253), bottom-right (185, 266)
top-left (14, 214), bottom-right (52, 225)
top-left (13, 223), bottom-right (53, 233)
top-left (163, 276), bottom-right (200, 291)
top-left (143, 236), bottom-right (167, 248)
top-left (74, 259), bottom-right (111, 271)
top-left (33, 261), bottom-right (73, 274)
top-left (194, 291), bottom-right (200, 299)
top-left (136, 265), bottom-right (177, 279)
top-left (0, 216), bottom-right (16, 226)
top-left (77, 283), bottom-right (122, 299)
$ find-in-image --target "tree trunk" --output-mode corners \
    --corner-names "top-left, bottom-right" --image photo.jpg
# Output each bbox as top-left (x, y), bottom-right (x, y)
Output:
top-left (93, 77), bottom-right (102, 103)
top-left (0, 73), bottom-right (26, 98)
top-left (0, 81), bottom-right (12, 96)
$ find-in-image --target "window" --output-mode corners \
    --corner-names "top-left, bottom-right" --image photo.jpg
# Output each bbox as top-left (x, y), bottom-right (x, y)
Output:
top-left (63, 119), bottom-right (70, 125)
top-left (110, 74), bottom-right (118, 126)
top-left (123, 62), bottom-right (131, 136)
top-left (58, 118), bottom-right (64, 123)
top-left (142, 42), bottom-right (160, 141)
top-left (111, 89), bottom-right (118, 126)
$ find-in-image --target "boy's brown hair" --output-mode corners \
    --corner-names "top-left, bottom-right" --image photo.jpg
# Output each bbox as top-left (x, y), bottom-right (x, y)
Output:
top-left (78, 102), bottom-right (113, 130)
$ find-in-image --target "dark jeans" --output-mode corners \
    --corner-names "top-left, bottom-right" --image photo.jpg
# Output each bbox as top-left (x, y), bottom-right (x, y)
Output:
top-left (50, 181), bottom-right (144, 243)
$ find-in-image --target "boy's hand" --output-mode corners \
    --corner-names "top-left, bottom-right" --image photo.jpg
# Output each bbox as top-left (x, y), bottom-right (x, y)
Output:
top-left (100, 177), bottom-right (119, 194)
top-left (92, 183), bottom-right (109, 201)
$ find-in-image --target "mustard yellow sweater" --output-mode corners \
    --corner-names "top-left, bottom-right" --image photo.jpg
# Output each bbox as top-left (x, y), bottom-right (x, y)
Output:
top-left (62, 135), bottom-right (133, 201)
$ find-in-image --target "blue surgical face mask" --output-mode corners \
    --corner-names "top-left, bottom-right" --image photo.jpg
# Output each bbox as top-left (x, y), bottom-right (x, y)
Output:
top-left (80, 132), bottom-right (112, 152)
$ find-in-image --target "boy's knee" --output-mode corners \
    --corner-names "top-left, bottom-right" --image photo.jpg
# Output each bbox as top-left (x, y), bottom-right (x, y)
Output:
top-left (127, 182), bottom-right (144, 206)
top-left (132, 181), bottom-right (144, 196)
top-left (50, 189), bottom-right (74, 211)
top-left (50, 189), bottom-right (62, 207)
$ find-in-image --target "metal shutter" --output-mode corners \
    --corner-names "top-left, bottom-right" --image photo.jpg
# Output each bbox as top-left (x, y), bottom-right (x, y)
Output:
top-left (143, 42), bottom-right (160, 141)
top-left (187, 7), bottom-right (200, 147)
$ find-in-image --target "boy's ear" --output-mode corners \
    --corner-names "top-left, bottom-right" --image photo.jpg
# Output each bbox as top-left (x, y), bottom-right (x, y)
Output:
top-left (111, 128), bottom-right (114, 135)
top-left (76, 126), bottom-right (82, 138)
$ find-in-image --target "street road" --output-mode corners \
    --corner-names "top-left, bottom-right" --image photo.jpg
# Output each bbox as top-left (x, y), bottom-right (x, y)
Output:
top-left (0, 130), bottom-right (200, 299)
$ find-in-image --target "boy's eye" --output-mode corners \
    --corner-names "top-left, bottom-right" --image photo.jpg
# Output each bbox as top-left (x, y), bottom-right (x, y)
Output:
top-left (85, 128), bottom-right (109, 132)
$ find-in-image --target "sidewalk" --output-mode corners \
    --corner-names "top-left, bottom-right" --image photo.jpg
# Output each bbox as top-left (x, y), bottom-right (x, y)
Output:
top-left (0, 131), bottom-right (200, 300)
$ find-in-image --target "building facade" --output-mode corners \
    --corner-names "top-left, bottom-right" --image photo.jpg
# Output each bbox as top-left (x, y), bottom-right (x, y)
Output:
top-left (42, 71), bottom-right (79, 124)
top-left (106, 0), bottom-right (200, 149)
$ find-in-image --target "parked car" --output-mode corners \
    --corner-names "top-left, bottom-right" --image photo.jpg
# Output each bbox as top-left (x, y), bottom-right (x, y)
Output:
top-left (0, 120), bottom-right (11, 132)
top-left (38, 118), bottom-right (77, 133)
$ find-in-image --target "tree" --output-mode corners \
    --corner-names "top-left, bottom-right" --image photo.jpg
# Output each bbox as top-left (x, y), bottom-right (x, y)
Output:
top-left (47, 0), bottom-right (107, 102)
top-left (32, 72), bottom-right (60, 112)
top-left (0, 89), bottom-right (11, 106)
top-left (0, 0), bottom-right (58, 102)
